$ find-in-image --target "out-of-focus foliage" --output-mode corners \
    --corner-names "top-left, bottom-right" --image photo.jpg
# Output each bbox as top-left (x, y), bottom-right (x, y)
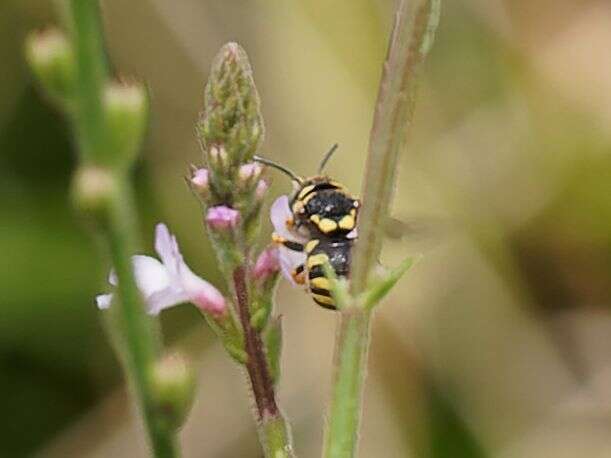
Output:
top-left (2, 1), bottom-right (611, 457)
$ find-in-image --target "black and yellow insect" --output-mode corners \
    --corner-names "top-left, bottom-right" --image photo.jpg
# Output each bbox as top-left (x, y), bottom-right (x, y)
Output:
top-left (255, 145), bottom-right (359, 309)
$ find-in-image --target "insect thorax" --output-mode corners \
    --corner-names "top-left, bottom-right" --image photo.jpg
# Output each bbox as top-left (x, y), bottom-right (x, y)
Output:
top-left (291, 177), bottom-right (358, 237)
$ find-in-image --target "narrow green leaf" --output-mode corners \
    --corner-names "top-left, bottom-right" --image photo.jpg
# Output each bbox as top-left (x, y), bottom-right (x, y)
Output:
top-left (264, 317), bottom-right (283, 385)
top-left (361, 256), bottom-right (418, 310)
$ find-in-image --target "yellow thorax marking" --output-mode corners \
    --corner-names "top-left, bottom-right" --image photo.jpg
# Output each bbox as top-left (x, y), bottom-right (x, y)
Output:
top-left (310, 276), bottom-right (330, 290)
top-left (297, 185), bottom-right (315, 201)
top-left (292, 200), bottom-right (304, 214)
top-left (310, 214), bottom-right (321, 224)
top-left (318, 218), bottom-right (338, 233)
top-left (307, 253), bottom-right (328, 269)
top-left (305, 239), bottom-right (319, 254)
top-left (302, 193), bottom-right (317, 205)
top-left (338, 215), bottom-right (355, 230)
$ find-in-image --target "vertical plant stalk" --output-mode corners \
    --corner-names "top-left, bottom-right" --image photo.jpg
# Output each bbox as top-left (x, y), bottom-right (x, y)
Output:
top-left (195, 42), bottom-right (294, 457)
top-left (233, 266), bottom-right (278, 416)
top-left (232, 265), bottom-right (294, 457)
top-left (67, 1), bottom-right (179, 456)
top-left (324, 1), bottom-right (441, 457)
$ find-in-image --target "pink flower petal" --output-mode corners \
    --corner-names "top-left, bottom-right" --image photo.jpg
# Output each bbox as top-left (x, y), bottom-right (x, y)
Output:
top-left (97, 223), bottom-right (226, 316)
top-left (206, 206), bottom-right (240, 230)
top-left (132, 255), bottom-right (171, 298)
top-left (278, 247), bottom-right (306, 285)
top-left (270, 195), bottom-right (306, 241)
top-left (253, 246), bottom-right (280, 281)
top-left (146, 287), bottom-right (190, 315)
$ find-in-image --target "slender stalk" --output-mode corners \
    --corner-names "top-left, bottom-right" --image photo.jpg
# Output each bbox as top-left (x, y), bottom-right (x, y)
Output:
top-left (69, 0), bottom-right (108, 161)
top-left (324, 1), bottom-right (441, 457)
top-left (106, 177), bottom-right (179, 457)
top-left (232, 265), bottom-right (294, 457)
top-left (233, 265), bottom-right (278, 417)
top-left (67, 1), bottom-right (179, 456)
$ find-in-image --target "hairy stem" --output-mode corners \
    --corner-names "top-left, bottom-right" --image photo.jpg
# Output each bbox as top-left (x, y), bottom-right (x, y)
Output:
top-left (232, 266), bottom-right (294, 457)
top-left (324, 1), bottom-right (441, 457)
top-left (233, 265), bottom-right (278, 417)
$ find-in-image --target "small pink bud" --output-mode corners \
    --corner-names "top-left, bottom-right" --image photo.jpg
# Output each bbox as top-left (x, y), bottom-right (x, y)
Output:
top-left (206, 205), bottom-right (240, 230)
top-left (253, 247), bottom-right (280, 281)
top-left (191, 168), bottom-right (209, 188)
top-left (255, 180), bottom-right (269, 199)
top-left (239, 162), bottom-right (262, 181)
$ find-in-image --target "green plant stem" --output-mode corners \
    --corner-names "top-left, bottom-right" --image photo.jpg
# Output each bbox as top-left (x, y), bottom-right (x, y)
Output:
top-left (260, 416), bottom-right (295, 458)
top-left (324, 1), bottom-right (441, 457)
top-left (67, 1), bottom-right (179, 456)
top-left (106, 177), bottom-right (179, 458)
top-left (324, 308), bottom-right (371, 458)
top-left (69, 0), bottom-right (108, 161)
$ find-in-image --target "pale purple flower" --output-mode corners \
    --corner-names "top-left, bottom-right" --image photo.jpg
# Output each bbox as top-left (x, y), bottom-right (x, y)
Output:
top-left (95, 223), bottom-right (226, 315)
top-left (191, 168), bottom-right (209, 188)
top-left (206, 205), bottom-right (240, 230)
top-left (270, 195), bottom-right (307, 284)
top-left (253, 246), bottom-right (280, 281)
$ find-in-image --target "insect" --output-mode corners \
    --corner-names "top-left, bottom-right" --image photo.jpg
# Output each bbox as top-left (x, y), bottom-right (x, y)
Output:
top-left (254, 145), bottom-right (359, 309)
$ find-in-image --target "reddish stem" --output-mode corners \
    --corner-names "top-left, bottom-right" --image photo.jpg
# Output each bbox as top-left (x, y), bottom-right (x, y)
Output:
top-left (233, 265), bottom-right (278, 418)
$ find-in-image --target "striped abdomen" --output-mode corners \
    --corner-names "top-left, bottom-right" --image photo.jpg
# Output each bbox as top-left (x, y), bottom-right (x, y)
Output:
top-left (304, 238), bottom-right (353, 310)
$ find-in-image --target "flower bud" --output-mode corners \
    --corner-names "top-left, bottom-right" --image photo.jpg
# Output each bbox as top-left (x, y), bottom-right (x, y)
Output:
top-left (253, 246), bottom-right (279, 281)
top-left (255, 179), bottom-right (269, 199)
top-left (196, 42), bottom-right (264, 165)
top-left (25, 28), bottom-right (75, 106)
top-left (238, 162), bottom-right (262, 182)
top-left (190, 167), bottom-right (209, 194)
top-left (206, 205), bottom-right (240, 231)
top-left (103, 79), bottom-right (148, 169)
top-left (151, 353), bottom-right (196, 431)
top-left (71, 166), bottom-right (117, 217)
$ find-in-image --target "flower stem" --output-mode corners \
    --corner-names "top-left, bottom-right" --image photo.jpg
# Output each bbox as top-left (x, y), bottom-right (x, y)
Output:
top-left (69, 0), bottom-right (109, 162)
top-left (66, 1), bottom-right (180, 456)
top-left (232, 265), bottom-right (294, 457)
top-left (324, 308), bottom-right (371, 458)
top-left (324, 1), bottom-right (441, 457)
top-left (106, 177), bottom-right (179, 458)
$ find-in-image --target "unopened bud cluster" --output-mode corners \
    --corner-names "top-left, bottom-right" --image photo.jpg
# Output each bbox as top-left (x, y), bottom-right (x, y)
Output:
top-left (191, 43), bottom-right (268, 248)
top-left (187, 43), bottom-right (282, 371)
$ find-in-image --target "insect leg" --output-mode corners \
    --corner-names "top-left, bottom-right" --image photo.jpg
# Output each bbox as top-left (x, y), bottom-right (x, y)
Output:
top-left (291, 264), bottom-right (306, 285)
top-left (272, 233), bottom-right (304, 252)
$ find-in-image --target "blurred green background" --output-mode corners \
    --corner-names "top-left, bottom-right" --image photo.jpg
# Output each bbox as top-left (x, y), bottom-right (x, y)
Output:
top-left (2, 1), bottom-right (611, 456)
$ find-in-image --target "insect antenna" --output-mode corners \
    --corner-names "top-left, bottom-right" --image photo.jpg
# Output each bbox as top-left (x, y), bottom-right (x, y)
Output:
top-left (253, 155), bottom-right (303, 184)
top-left (317, 143), bottom-right (339, 174)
